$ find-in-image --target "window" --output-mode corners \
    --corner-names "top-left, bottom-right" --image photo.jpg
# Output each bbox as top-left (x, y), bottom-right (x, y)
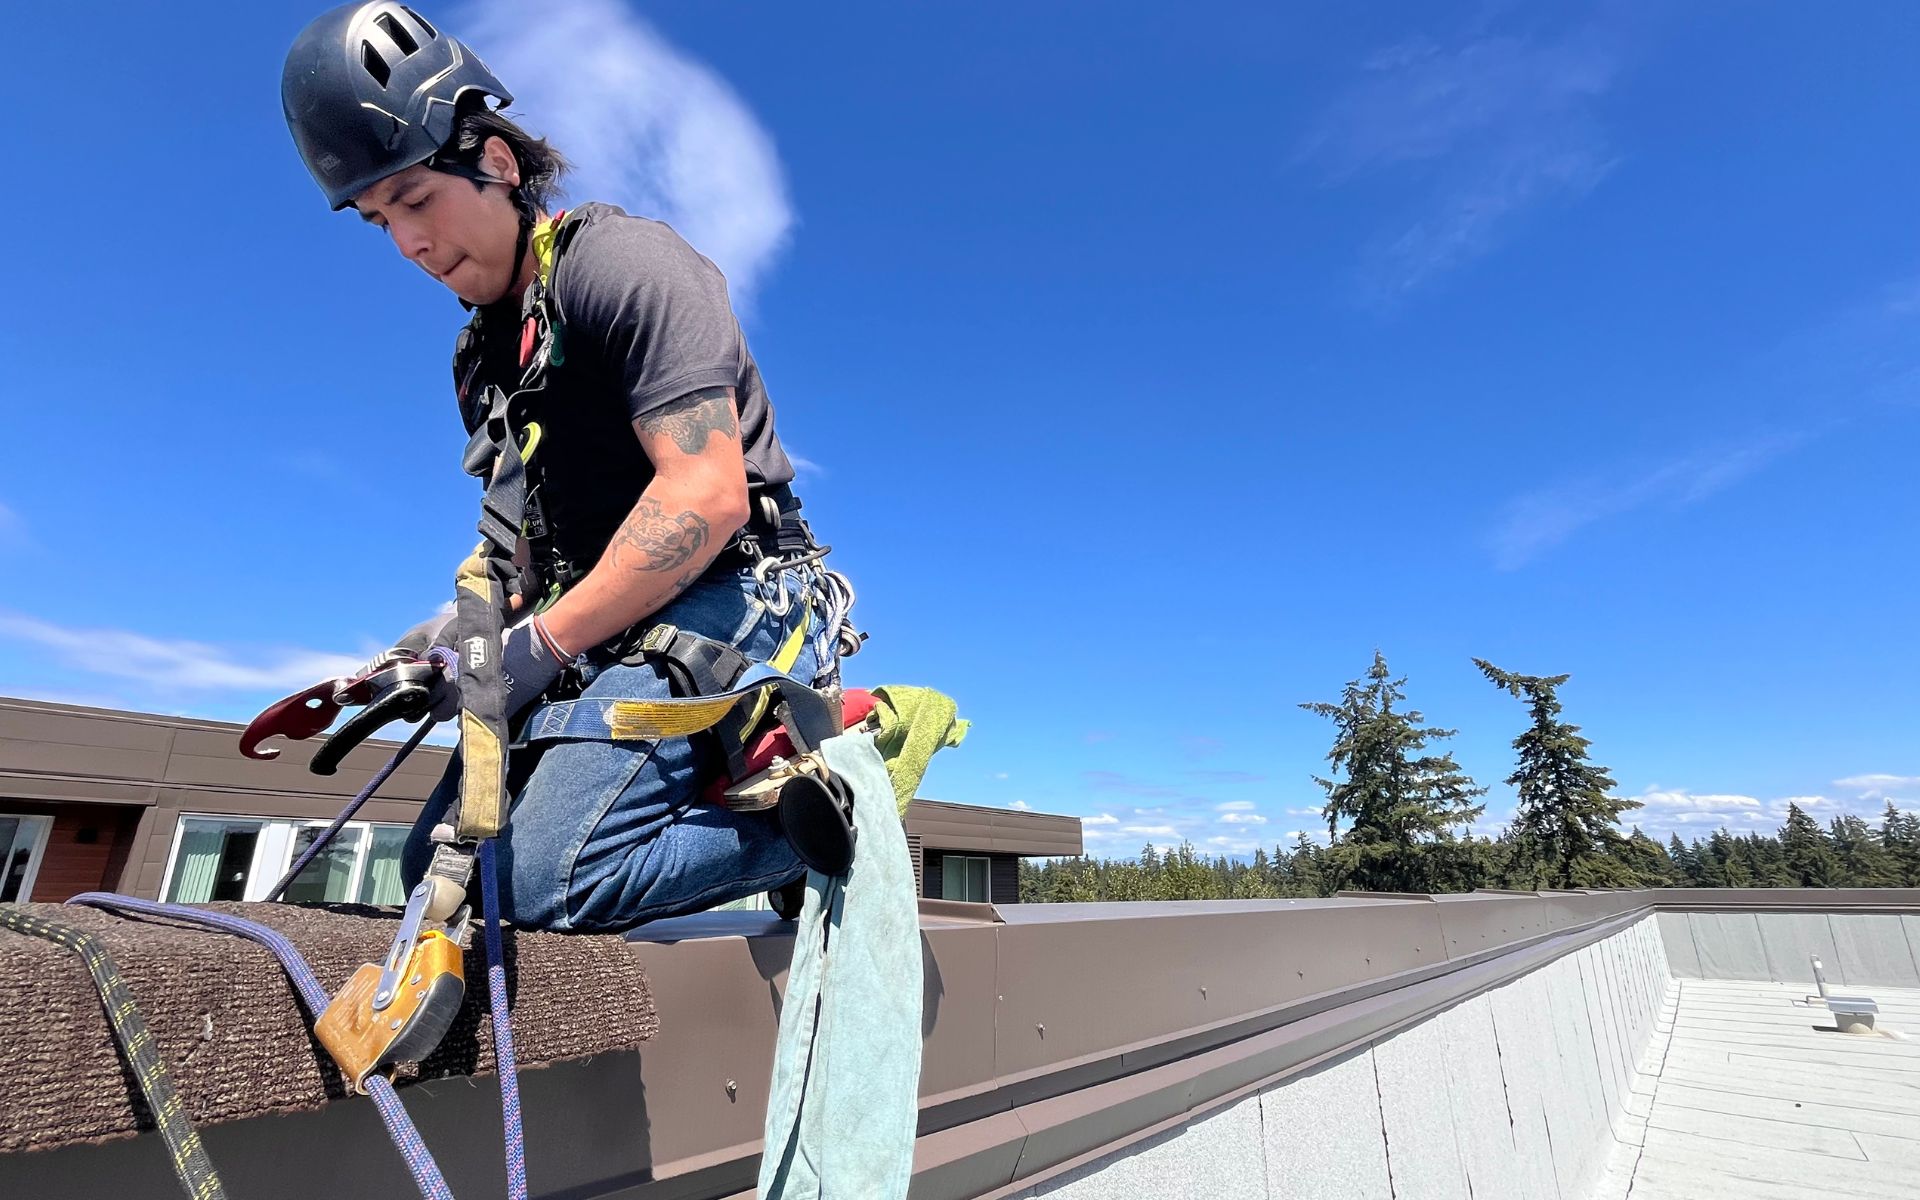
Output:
top-left (161, 816), bottom-right (412, 905)
top-left (941, 854), bottom-right (991, 903)
top-left (0, 814), bottom-right (52, 902)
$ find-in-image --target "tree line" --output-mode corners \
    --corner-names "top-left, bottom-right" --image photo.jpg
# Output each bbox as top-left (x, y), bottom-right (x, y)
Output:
top-left (1019, 652), bottom-right (1920, 902)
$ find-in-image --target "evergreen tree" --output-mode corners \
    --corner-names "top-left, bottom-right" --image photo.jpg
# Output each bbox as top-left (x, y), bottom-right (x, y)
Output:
top-left (1779, 802), bottom-right (1839, 887)
top-left (1474, 660), bottom-right (1639, 888)
top-left (1829, 815), bottom-right (1901, 887)
top-left (1619, 827), bottom-right (1678, 885)
top-left (1666, 834), bottom-right (1699, 886)
top-left (1288, 832), bottom-right (1329, 898)
top-left (1301, 652), bottom-right (1487, 893)
top-left (1882, 802), bottom-right (1920, 886)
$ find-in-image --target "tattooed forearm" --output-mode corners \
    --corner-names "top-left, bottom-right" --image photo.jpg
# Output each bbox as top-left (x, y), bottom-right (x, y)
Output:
top-left (611, 497), bottom-right (710, 573)
top-left (638, 386), bottom-right (739, 455)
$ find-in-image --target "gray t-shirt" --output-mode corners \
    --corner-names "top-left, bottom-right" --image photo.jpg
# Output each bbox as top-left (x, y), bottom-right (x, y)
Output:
top-left (551, 201), bottom-right (793, 490)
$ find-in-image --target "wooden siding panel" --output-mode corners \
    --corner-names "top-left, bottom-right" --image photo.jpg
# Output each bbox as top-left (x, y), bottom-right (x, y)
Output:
top-left (922, 850), bottom-right (944, 900)
top-left (990, 854), bottom-right (1019, 905)
top-left (10, 802), bottom-right (143, 902)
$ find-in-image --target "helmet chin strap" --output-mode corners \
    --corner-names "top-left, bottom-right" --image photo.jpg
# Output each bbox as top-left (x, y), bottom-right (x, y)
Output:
top-left (505, 212), bottom-right (534, 299)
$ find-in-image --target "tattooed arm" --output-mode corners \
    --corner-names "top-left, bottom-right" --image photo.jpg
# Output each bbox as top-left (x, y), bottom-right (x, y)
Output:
top-left (538, 385), bottom-right (751, 652)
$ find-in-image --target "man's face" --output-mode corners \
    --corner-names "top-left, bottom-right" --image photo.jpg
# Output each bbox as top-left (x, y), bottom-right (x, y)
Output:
top-left (353, 158), bottom-right (521, 306)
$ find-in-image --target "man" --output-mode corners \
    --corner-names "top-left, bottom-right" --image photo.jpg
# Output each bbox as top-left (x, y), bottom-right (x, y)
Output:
top-left (281, 3), bottom-right (857, 932)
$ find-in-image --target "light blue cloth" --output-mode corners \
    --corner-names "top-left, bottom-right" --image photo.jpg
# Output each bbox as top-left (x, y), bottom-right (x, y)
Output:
top-left (759, 730), bottom-right (924, 1199)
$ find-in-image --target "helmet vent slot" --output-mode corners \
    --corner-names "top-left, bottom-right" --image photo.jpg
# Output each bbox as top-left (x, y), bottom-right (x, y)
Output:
top-left (401, 7), bottom-right (438, 39)
top-left (374, 12), bottom-right (420, 57)
top-left (361, 42), bottom-right (393, 87)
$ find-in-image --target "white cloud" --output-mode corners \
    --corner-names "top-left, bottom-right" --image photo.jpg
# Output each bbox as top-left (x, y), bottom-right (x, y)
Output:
top-left (1219, 812), bottom-right (1269, 826)
top-left (0, 611), bottom-right (363, 692)
top-left (1286, 806), bottom-right (1323, 818)
top-left (1121, 824), bottom-right (1178, 837)
top-left (0, 501), bottom-right (25, 545)
top-left (1637, 790), bottom-right (1763, 812)
top-left (1082, 813), bottom-right (1120, 826)
top-left (1632, 784), bottom-right (1899, 842)
top-left (1303, 28), bottom-right (1623, 300)
top-left (786, 452), bottom-right (826, 480)
top-left (1834, 775), bottom-right (1920, 801)
top-left (462, 0), bottom-right (794, 304)
top-left (1215, 800), bottom-right (1257, 812)
top-left (1008, 799), bottom-right (1031, 811)
top-left (1487, 432), bottom-right (1804, 569)
top-left (1207, 835), bottom-right (1262, 854)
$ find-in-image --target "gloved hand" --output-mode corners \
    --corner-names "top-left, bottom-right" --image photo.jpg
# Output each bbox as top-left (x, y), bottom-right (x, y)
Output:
top-left (359, 609), bottom-right (456, 679)
top-left (500, 613), bottom-right (575, 718)
top-left (430, 612), bottom-right (575, 720)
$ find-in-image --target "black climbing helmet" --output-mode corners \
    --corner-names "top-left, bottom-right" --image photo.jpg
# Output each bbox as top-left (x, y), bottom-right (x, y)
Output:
top-left (282, 3), bottom-right (512, 210)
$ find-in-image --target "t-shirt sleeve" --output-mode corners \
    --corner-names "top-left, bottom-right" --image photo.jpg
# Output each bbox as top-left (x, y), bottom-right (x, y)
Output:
top-left (553, 216), bottom-right (744, 422)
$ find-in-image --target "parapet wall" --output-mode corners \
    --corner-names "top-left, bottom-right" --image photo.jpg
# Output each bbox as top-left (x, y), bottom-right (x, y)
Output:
top-left (1657, 903), bottom-right (1920, 989)
top-left (1009, 914), bottom-right (1673, 1200)
top-left (6, 888), bottom-right (1919, 1199)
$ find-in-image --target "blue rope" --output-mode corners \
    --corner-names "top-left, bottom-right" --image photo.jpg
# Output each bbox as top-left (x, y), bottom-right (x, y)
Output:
top-left (67, 893), bottom-right (458, 1200)
top-left (478, 840), bottom-right (527, 1200)
top-left (266, 717), bottom-right (439, 902)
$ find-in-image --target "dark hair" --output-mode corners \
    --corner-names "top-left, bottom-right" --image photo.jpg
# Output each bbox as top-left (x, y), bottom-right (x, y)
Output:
top-left (433, 101), bottom-right (570, 216)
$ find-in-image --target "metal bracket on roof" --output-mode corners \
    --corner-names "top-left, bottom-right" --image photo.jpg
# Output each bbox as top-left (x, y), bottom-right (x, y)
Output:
top-left (1805, 954), bottom-right (1880, 1034)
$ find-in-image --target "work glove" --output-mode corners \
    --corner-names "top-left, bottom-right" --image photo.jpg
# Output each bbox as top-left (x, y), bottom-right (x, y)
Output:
top-left (430, 612), bottom-right (576, 721)
top-left (499, 613), bottom-right (575, 718)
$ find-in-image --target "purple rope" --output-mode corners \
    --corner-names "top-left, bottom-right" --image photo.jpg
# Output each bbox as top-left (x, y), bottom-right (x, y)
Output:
top-left (479, 839), bottom-right (527, 1200)
top-left (67, 893), bottom-right (457, 1200)
top-left (266, 717), bottom-right (440, 903)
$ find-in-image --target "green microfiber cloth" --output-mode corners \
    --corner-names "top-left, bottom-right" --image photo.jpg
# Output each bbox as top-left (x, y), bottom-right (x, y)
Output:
top-left (869, 685), bottom-right (969, 815)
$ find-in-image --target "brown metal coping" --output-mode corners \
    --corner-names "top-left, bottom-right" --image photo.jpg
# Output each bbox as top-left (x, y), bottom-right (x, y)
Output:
top-left (6, 887), bottom-right (1919, 1200)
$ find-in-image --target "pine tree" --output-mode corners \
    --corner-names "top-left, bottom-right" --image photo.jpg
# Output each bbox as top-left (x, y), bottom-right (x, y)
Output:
top-left (1829, 815), bottom-right (1901, 887)
top-left (1666, 834), bottom-right (1699, 886)
top-left (1302, 652), bottom-right (1487, 893)
top-left (1288, 832), bottom-right (1329, 898)
top-left (1882, 802), bottom-right (1920, 886)
top-left (1475, 660), bottom-right (1639, 888)
top-left (1618, 827), bottom-right (1677, 885)
top-left (1779, 803), bottom-right (1839, 887)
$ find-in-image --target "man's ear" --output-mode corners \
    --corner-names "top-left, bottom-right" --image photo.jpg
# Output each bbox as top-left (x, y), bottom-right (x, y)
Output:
top-left (482, 135), bottom-right (521, 188)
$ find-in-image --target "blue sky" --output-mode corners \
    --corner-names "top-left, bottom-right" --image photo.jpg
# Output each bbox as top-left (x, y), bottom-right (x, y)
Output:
top-left (5, 1), bottom-right (1919, 856)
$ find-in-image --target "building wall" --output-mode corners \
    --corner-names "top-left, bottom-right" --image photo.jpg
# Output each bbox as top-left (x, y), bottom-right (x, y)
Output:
top-left (1010, 915), bottom-right (1675, 1200)
top-left (1, 800), bottom-right (144, 901)
top-left (921, 850), bottom-right (1020, 903)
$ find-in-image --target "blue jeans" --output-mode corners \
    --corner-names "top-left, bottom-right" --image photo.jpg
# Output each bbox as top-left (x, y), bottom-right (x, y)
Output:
top-left (401, 566), bottom-right (831, 933)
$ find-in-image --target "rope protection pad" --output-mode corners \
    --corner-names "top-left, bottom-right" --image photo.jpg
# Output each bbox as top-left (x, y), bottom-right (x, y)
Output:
top-left (0, 907), bottom-right (229, 1200)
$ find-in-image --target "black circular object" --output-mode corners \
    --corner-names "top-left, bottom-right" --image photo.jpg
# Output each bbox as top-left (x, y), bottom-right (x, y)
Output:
top-left (778, 773), bottom-right (856, 877)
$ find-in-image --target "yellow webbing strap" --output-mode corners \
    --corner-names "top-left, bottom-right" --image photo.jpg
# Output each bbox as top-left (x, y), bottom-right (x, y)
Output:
top-left (739, 608), bottom-right (811, 740)
top-left (454, 544), bottom-right (506, 839)
top-left (608, 694), bottom-right (743, 740)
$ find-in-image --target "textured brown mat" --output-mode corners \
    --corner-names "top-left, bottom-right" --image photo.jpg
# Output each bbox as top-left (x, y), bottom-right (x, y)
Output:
top-left (0, 901), bottom-right (656, 1153)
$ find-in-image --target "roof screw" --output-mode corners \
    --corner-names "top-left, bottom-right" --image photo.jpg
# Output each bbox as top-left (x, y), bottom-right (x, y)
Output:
top-left (1200, 986), bottom-right (1208, 999)
top-left (1036, 1023), bottom-right (1046, 1037)
top-left (726, 1079), bottom-right (738, 1100)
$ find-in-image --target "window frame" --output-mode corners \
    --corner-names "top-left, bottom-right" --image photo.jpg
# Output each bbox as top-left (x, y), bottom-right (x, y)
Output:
top-left (158, 814), bottom-right (412, 905)
top-left (0, 813), bottom-right (54, 903)
top-left (941, 853), bottom-right (992, 903)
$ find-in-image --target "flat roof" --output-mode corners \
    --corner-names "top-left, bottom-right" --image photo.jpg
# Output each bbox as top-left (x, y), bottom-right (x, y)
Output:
top-left (1604, 977), bottom-right (1920, 1199)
